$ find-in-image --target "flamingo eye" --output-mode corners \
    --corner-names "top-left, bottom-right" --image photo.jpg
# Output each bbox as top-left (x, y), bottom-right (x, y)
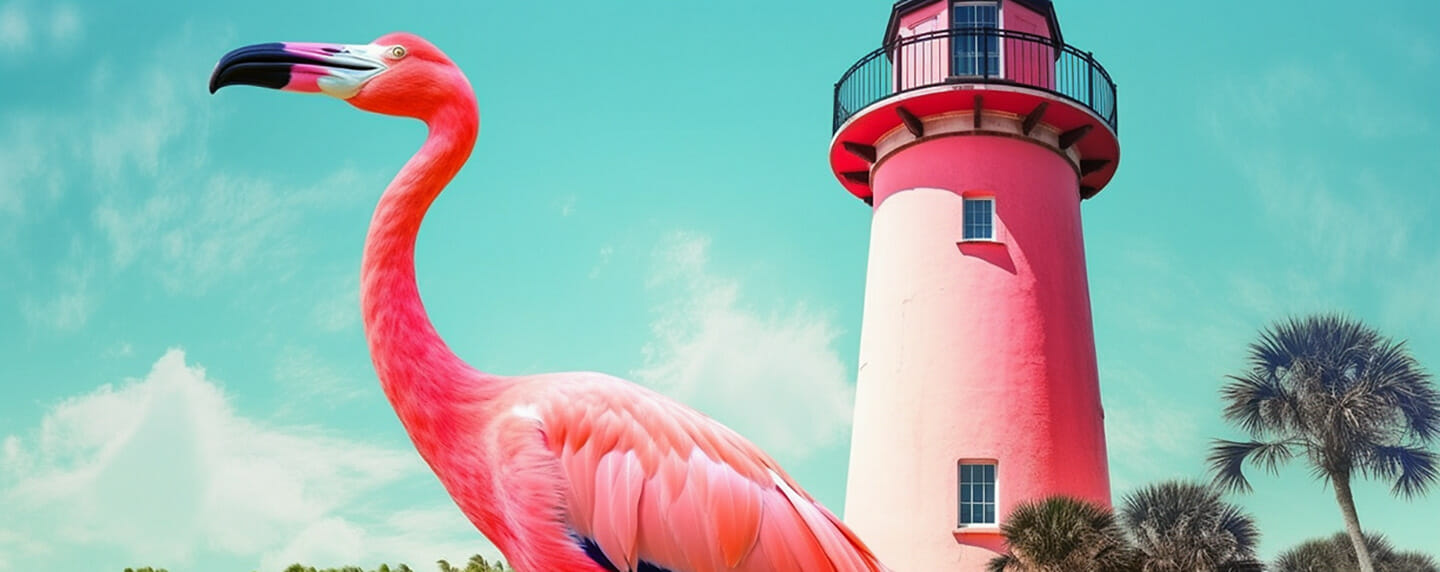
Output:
top-left (389, 45), bottom-right (407, 59)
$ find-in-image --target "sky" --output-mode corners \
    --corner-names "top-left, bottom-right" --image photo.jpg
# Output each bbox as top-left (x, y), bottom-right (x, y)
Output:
top-left (1, 0), bottom-right (1438, 570)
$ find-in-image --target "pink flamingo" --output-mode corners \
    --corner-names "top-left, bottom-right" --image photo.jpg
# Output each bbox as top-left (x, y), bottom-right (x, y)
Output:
top-left (210, 33), bottom-right (888, 572)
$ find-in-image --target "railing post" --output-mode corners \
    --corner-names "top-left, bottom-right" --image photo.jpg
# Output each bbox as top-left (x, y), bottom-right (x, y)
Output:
top-left (1086, 51), bottom-right (1095, 106)
top-left (1111, 83), bottom-right (1118, 131)
top-left (982, 30), bottom-right (989, 78)
top-left (895, 38), bottom-right (904, 92)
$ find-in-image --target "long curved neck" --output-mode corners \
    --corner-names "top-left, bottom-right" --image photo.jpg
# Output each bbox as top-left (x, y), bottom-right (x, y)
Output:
top-left (361, 95), bottom-right (494, 425)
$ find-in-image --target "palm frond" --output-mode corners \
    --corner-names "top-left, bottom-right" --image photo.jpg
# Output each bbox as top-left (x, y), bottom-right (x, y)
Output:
top-left (1218, 560), bottom-right (1266, 572)
top-left (1119, 480), bottom-right (1261, 571)
top-left (986, 553), bottom-right (1020, 572)
top-left (1272, 530), bottom-right (1435, 572)
top-left (1000, 496), bottom-right (1130, 571)
top-left (1208, 439), bottom-right (1296, 493)
top-left (1365, 339), bottom-right (1440, 442)
top-left (1215, 503), bottom-right (1262, 561)
top-left (1221, 371), bottom-right (1299, 436)
top-left (1363, 444), bottom-right (1440, 498)
top-left (1389, 551), bottom-right (1440, 572)
top-left (1225, 314), bottom-right (1440, 500)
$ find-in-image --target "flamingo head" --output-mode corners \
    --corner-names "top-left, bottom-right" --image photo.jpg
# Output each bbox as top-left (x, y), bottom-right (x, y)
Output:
top-left (209, 32), bottom-right (471, 121)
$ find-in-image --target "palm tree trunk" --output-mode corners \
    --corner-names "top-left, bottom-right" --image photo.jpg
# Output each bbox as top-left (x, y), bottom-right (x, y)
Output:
top-left (1332, 472), bottom-right (1376, 572)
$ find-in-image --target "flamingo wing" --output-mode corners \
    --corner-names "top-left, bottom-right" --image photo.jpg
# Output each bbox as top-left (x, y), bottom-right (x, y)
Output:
top-left (523, 373), bottom-right (887, 572)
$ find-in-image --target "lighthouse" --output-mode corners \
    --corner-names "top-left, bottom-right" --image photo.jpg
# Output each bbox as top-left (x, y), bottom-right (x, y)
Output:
top-left (831, 1), bottom-right (1119, 569)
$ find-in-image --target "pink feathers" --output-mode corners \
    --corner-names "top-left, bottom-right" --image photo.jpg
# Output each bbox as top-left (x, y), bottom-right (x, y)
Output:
top-left (502, 374), bottom-right (890, 571)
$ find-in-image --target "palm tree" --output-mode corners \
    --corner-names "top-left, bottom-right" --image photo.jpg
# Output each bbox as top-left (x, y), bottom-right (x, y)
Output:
top-left (987, 496), bottom-right (1136, 572)
top-left (1275, 531), bottom-right (1439, 572)
top-left (1209, 314), bottom-right (1440, 572)
top-left (1118, 480), bottom-right (1262, 572)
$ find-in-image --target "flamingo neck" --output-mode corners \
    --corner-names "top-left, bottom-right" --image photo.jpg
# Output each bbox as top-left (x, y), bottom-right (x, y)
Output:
top-left (360, 96), bottom-right (495, 432)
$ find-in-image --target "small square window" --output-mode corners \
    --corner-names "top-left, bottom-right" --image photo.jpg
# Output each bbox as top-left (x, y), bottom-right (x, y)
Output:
top-left (958, 461), bottom-right (997, 526)
top-left (962, 198), bottom-right (995, 241)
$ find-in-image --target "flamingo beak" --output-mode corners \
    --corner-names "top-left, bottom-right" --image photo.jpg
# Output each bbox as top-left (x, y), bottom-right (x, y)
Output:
top-left (209, 42), bottom-right (390, 99)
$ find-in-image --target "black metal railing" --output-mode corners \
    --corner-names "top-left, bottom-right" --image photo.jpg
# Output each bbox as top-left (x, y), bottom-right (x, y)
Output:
top-left (833, 28), bottom-right (1117, 133)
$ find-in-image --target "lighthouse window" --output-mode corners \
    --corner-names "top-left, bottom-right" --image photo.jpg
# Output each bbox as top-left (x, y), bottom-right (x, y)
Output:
top-left (962, 197), bottom-right (995, 240)
top-left (958, 462), bottom-right (997, 525)
top-left (952, 2), bottom-right (1001, 77)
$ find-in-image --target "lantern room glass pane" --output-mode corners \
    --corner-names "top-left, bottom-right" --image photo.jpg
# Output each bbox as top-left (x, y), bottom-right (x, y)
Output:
top-left (952, 2), bottom-right (1000, 77)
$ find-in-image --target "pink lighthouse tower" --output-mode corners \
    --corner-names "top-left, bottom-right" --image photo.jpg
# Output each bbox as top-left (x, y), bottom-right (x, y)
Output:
top-left (830, 1), bottom-right (1120, 569)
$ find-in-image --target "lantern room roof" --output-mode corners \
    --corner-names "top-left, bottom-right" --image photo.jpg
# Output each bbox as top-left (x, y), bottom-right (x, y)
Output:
top-left (883, 0), bottom-right (1063, 46)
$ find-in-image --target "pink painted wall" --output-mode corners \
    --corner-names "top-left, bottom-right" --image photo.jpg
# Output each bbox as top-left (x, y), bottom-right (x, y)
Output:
top-left (1003, 1), bottom-right (1055, 89)
top-left (844, 135), bottom-right (1111, 571)
top-left (892, 1), bottom-right (948, 91)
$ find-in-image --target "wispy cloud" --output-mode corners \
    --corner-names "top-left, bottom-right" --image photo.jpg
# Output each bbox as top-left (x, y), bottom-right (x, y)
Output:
top-left (0, 2), bottom-right (82, 57)
top-left (19, 240), bottom-right (96, 332)
top-left (557, 194), bottom-right (577, 217)
top-left (2, 27), bottom-right (376, 331)
top-left (1199, 57), bottom-right (1440, 332)
top-left (588, 244), bottom-right (614, 278)
top-left (311, 273), bottom-right (361, 333)
top-left (633, 231), bottom-right (854, 461)
top-left (1103, 366), bottom-right (1204, 493)
top-left (0, 349), bottom-right (495, 570)
top-left (94, 168), bottom-right (366, 294)
top-left (272, 346), bottom-right (369, 414)
top-left (47, 4), bottom-right (78, 46)
top-left (19, 263), bottom-right (93, 332)
top-left (0, 3), bottom-right (30, 54)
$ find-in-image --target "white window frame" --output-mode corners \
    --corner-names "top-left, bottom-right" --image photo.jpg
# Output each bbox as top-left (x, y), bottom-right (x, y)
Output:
top-left (960, 196), bottom-right (997, 242)
top-left (950, 1), bottom-right (1003, 78)
top-left (957, 460), bottom-right (999, 528)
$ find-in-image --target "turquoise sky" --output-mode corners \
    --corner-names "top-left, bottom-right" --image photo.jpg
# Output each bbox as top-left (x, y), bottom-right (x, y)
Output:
top-left (2, 0), bottom-right (1438, 570)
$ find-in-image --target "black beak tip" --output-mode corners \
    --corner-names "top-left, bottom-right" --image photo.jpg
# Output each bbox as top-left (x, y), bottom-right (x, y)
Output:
top-left (209, 42), bottom-right (292, 95)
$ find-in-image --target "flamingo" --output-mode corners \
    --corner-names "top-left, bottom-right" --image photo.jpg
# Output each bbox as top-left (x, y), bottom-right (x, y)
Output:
top-left (209, 33), bottom-right (889, 572)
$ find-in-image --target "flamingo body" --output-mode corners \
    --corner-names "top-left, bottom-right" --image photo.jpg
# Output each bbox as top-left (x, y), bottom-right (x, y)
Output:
top-left (210, 32), bottom-right (887, 572)
top-left (423, 372), bottom-right (884, 571)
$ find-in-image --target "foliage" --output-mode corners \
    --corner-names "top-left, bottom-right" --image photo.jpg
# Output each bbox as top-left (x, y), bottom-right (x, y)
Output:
top-left (438, 555), bottom-right (507, 572)
top-left (1117, 480), bottom-right (1262, 572)
top-left (1209, 314), bottom-right (1440, 572)
top-left (261, 554), bottom-right (500, 572)
top-left (1275, 532), bottom-right (1439, 572)
top-left (986, 495), bottom-right (1137, 572)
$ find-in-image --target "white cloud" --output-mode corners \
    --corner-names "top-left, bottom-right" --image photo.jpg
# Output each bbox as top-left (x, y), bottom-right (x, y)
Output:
top-left (633, 232), bottom-right (854, 461)
top-left (19, 243), bottom-right (95, 332)
top-left (272, 346), bottom-right (368, 413)
top-left (47, 4), bottom-right (78, 46)
top-left (3, 27), bottom-right (375, 330)
top-left (0, 115), bottom-right (67, 220)
top-left (1104, 384), bottom-right (1203, 492)
top-left (0, 349), bottom-right (496, 570)
top-left (588, 244), bottom-right (614, 278)
top-left (311, 273), bottom-right (361, 333)
top-left (95, 168), bottom-right (365, 294)
top-left (0, 3), bottom-right (82, 56)
top-left (0, 3), bottom-right (29, 54)
top-left (1200, 60), bottom-right (1440, 334)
